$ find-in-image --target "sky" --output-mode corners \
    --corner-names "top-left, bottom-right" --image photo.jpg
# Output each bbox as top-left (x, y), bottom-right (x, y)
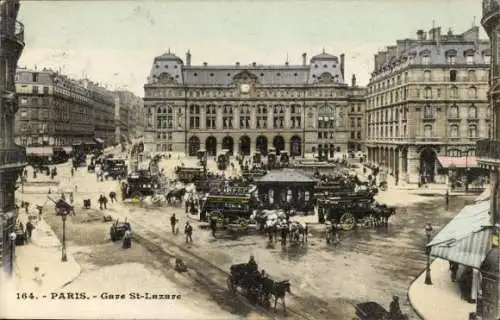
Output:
top-left (16, 0), bottom-right (486, 96)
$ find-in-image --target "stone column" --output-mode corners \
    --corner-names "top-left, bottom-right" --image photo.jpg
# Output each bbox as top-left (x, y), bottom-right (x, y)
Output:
top-left (201, 105), bottom-right (206, 130)
top-left (268, 105), bottom-right (274, 129)
top-left (285, 105), bottom-right (291, 129)
top-left (216, 105), bottom-right (223, 130)
top-left (233, 105), bottom-right (239, 130)
top-left (251, 105), bottom-right (257, 130)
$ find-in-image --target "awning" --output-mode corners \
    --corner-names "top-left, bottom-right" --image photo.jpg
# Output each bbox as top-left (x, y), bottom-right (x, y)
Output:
top-left (26, 147), bottom-right (53, 156)
top-left (475, 185), bottom-right (490, 202)
top-left (437, 156), bottom-right (477, 168)
top-left (61, 146), bottom-right (73, 154)
top-left (72, 141), bottom-right (83, 146)
top-left (428, 200), bottom-right (493, 268)
top-left (94, 138), bottom-right (104, 144)
top-left (84, 138), bottom-right (96, 145)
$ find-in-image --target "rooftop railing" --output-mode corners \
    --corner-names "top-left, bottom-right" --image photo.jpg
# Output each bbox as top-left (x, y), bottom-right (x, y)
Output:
top-left (0, 16), bottom-right (24, 43)
top-left (476, 139), bottom-right (500, 159)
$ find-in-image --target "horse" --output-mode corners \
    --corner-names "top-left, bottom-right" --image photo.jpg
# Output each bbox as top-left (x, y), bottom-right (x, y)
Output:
top-left (289, 222), bottom-right (308, 244)
top-left (166, 188), bottom-right (187, 205)
top-left (261, 278), bottom-right (291, 314)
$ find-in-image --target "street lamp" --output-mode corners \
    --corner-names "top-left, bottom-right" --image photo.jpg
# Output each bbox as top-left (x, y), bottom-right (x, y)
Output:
top-left (462, 150), bottom-right (469, 193)
top-left (8, 232), bottom-right (16, 276)
top-left (424, 223), bottom-right (433, 285)
top-left (60, 209), bottom-right (70, 262)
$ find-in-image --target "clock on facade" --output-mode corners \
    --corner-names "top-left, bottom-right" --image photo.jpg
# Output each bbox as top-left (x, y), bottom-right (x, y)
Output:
top-left (240, 83), bottom-right (251, 93)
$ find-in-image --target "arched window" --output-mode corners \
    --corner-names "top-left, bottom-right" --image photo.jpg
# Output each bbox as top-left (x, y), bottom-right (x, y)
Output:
top-left (450, 70), bottom-right (457, 82)
top-left (424, 124), bottom-right (433, 137)
top-left (468, 125), bottom-right (477, 137)
top-left (468, 105), bottom-right (477, 118)
top-left (424, 86), bottom-right (432, 99)
top-left (448, 105), bottom-right (459, 118)
top-left (468, 86), bottom-right (477, 98)
top-left (449, 125), bottom-right (459, 137)
top-left (450, 86), bottom-right (458, 98)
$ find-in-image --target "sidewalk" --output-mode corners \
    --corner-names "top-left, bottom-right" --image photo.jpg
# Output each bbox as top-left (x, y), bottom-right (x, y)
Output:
top-left (408, 258), bottom-right (476, 320)
top-left (13, 214), bottom-right (81, 293)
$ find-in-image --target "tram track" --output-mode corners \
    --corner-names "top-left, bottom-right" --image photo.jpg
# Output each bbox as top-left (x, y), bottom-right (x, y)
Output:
top-left (109, 211), bottom-right (354, 320)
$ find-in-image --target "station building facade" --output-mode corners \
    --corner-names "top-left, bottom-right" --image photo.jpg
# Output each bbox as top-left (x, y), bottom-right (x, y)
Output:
top-left (143, 51), bottom-right (365, 157)
top-left (365, 26), bottom-right (491, 183)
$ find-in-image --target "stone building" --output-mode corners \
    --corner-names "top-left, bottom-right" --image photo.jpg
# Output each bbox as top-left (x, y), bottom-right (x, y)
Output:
top-left (475, 1), bottom-right (500, 319)
top-left (365, 26), bottom-right (491, 183)
top-left (347, 75), bottom-right (366, 152)
top-left (13, 69), bottom-right (116, 148)
top-left (115, 90), bottom-right (144, 143)
top-left (143, 50), bottom-right (365, 157)
top-left (0, 0), bottom-right (25, 275)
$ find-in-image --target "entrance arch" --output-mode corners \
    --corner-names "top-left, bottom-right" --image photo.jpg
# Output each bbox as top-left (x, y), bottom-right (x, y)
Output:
top-left (188, 136), bottom-right (200, 156)
top-left (256, 135), bottom-right (268, 155)
top-left (273, 135), bottom-right (285, 154)
top-left (290, 135), bottom-right (301, 156)
top-left (205, 136), bottom-right (217, 156)
top-left (239, 135), bottom-right (251, 156)
top-left (222, 136), bottom-right (234, 155)
top-left (420, 147), bottom-right (437, 183)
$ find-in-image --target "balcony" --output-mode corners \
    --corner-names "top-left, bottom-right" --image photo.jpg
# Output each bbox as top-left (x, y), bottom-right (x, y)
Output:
top-left (415, 136), bottom-right (443, 143)
top-left (0, 147), bottom-right (27, 170)
top-left (0, 16), bottom-right (24, 44)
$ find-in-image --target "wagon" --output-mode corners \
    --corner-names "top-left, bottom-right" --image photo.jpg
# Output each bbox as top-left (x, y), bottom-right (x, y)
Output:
top-left (226, 263), bottom-right (263, 303)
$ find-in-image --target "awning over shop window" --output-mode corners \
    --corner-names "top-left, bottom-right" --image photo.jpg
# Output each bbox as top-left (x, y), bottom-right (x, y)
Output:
top-left (26, 147), bottom-right (53, 156)
top-left (428, 200), bottom-right (493, 268)
top-left (61, 146), bottom-right (72, 154)
top-left (437, 156), bottom-right (477, 168)
top-left (94, 138), bottom-right (104, 144)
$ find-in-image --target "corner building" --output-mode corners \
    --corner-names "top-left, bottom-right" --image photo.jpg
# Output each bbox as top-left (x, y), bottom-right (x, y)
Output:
top-left (0, 0), bottom-right (25, 274)
top-left (143, 51), bottom-right (365, 157)
top-left (366, 26), bottom-right (491, 183)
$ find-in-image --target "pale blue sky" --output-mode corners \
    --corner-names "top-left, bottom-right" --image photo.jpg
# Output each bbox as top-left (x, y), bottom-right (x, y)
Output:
top-left (17, 0), bottom-right (486, 96)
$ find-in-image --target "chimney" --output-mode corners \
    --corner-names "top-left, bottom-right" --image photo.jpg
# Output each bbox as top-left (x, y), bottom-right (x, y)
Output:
top-left (203, 62), bottom-right (208, 66)
top-left (340, 54), bottom-right (345, 79)
top-left (186, 50), bottom-right (191, 67)
top-left (351, 74), bottom-right (357, 87)
top-left (252, 62), bottom-right (256, 67)
top-left (417, 29), bottom-right (425, 40)
top-left (236, 62), bottom-right (240, 66)
top-left (302, 53), bottom-right (307, 66)
top-left (285, 61), bottom-right (289, 66)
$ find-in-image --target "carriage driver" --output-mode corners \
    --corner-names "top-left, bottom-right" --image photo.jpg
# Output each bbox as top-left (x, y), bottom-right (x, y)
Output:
top-left (248, 255), bottom-right (258, 271)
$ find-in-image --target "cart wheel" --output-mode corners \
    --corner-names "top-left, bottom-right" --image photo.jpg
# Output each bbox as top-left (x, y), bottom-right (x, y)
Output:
top-left (131, 192), bottom-right (142, 203)
top-left (340, 212), bottom-right (355, 230)
top-left (226, 276), bottom-right (235, 292)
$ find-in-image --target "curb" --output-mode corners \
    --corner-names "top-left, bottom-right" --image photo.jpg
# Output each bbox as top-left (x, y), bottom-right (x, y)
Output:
top-left (406, 260), bottom-right (436, 320)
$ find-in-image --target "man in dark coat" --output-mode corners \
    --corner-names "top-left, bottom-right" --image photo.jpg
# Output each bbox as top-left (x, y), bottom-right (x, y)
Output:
top-left (209, 215), bottom-right (217, 238)
top-left (170, 214), bottom-right (178, 234)
top-left (26, 221), bottom-right (35, 240)
top-left (389, 295), bottom-right (403, 320)
top-left (184, 222), bottom-right (193, 243)
top-left (248, 255), bottom-right (258, 271)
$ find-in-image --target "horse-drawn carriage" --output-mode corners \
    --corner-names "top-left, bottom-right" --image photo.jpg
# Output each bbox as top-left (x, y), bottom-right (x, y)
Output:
top-left (121, 170), bottom-right (160, 201)
top-left (226, 260), bottom-right (291, 313)
top-left (103, 158), bottom-right (127, 180)
top-left (200, 192), bottom-right (257, 232)
top-left (315, 191), bottom-right (396, 230)
top-left (109, 220), bottom-right (131, 241)
top-left (175, 167), bottom-right (203, 183)
top-left (217, 149), bottom-right (231, 171)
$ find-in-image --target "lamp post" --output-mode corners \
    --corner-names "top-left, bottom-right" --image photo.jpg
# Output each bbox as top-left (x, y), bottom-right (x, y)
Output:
top-left (8, 232), bottom-right (16, 276)
top-left (61, 209), bottom-right (69, 262)
top-left (424, 223), bottom-right (433, 285)
top-left (463, 150), bottom-right (469, 193)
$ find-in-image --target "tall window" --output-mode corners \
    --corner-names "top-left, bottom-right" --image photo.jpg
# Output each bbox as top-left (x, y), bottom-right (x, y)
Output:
top-left (189, 104), bottom-right (200, 129)
top-left (424, 70), bottom-right (431, 81)
top-left (421, 55), bottom-right (430, 65)
top-left (468, 86), bottom-right (477, 99)
top-left (290, 104), bottom-right (302, 128)
top-left (424, 104), bottom-right (432, 118)
top-left (466, 55), bottom-right (474, 65)
top-left (468, 105), bottom-right (477, 118)
top-left (156, 105), bottom-right (173, 129)
top-left (424, 124), bottom-right (433, 137)
top-left (450, 70), bottom-right (457, 82)
top-left (257, 105), bottom-right (267, 129)
top-left (449, 125), bottom-right (459, 137)
top-left (448, 105), bottom-right (459, 118)
top-left (239, 105), bottom-right (251, 129)
top-left (273, 105), bottom-right (285, 128)
top-left (206, 105), bottom-right (217, 129)
top-left (450, 86), bottom-right (458, 98)
top-left (468, 125), bottom-right (477, 138)
top-left (222, 105), bottom-right (233, 129)
top-left (447, 54), bottom-right (456, 65)
top-left (424, 86), bottom-right (432, 99)
top-left (468, 70), bottom-right (476, 81)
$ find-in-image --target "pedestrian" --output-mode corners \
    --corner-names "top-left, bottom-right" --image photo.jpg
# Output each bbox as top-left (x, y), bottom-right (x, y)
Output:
top-left (389, 296), bottom-right (403, 320)
top-left (185, 200), bottom-right (189, 214)
top-left (71, 167), bottom-right (74, 177)
top-left (98, 195), bottom-right (104, 210)
top-left (36, 205), bottom-right (43, 222)
top-left (24, 202), bottom-right (29, 214)
top-left (109, 191), bottom-right (116, 203)
top-left (184, 221), bottom-right (193, 244)
top-left (103, 195), bottom-right (108, 209)
top-left (445, 189), bottom-right (449, 209)
top-left (170, 213), bottom-right (178, 234)
top-left (26, 220), bottom-right (35, 240)
top-left (210, 215), bottom-right (217, 238)
top-left (69, 192), bottom-right (74, 204)
top-left (61, 192), bottom-right (66, 201)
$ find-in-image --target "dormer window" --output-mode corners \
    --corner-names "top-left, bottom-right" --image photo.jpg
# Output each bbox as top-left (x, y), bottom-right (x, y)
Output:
top-left (421, 56), bottom-right (430, 65)
top-left (323, 64), bottom-right (327, 68)
top-left (484, 55), bottom-right (491, 64)
top-left (445, 49), bottom-right (457, 65)
top-left (466, 55), bottom-right (474, 65)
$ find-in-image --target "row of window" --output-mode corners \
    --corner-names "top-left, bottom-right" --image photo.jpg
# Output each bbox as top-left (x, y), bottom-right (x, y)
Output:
top-left (155, 104), bottom-right (346, 116)
top-left (367, 124), bottom-right (487, 139)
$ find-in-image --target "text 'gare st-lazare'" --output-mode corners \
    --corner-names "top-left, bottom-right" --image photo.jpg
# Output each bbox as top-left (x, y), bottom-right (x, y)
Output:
top-left (142, 50), bottom-right (366, 158)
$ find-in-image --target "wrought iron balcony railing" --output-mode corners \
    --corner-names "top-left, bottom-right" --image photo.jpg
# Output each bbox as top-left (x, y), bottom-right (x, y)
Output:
top-left (0, 16), bottom-right (24, 43)
top-left (0, 147), bottom-right (27, 168)
top-left (476, 139), bottom-right (500, 159)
